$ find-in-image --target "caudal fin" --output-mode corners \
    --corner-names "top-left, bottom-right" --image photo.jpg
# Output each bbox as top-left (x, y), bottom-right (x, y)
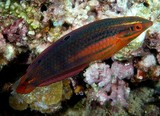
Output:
top-left (16, 74), bottom-right (35, 94)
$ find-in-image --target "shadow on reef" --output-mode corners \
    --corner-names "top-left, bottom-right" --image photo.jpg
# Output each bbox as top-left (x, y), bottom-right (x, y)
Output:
top-left (0, 51), bottom-right (43, 116)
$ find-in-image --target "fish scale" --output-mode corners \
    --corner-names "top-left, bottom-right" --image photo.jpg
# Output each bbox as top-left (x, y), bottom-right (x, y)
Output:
top-left (16, 16), bottom-right (153, 94)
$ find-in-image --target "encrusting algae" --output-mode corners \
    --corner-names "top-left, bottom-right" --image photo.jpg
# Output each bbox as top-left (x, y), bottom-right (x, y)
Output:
top-left (9, 80), bottom-right (73, 113)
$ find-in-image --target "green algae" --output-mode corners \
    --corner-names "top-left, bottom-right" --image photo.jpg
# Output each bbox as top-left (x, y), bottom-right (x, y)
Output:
top-left (0, 0), bottom-right (42, 30)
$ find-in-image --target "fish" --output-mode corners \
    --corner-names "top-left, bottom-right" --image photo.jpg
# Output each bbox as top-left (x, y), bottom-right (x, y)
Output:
top-left (16, 16), bottom-right (153, 94)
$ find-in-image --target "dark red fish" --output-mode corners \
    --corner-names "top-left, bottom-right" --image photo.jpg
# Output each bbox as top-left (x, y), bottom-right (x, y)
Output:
top-left (16, 16), bottom-right (153, 94)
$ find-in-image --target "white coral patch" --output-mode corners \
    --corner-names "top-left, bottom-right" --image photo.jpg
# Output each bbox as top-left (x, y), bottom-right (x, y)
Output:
top-left (36, 43), bottom-right (51, 54)
top-left (34, 102), bottom-right (49, 110)
top-left (3, 44), bottom-right (16, 61)
top-left (140, 54), bottom-right (156, 68)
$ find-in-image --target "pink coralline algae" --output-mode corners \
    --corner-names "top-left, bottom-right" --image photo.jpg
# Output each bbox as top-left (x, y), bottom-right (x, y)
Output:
top-left (83, 62), bottom-right (134, 106)
top-left (111, 62), bottom-right (134, 80)
top-left (2, 19), bottom-right (28, 43)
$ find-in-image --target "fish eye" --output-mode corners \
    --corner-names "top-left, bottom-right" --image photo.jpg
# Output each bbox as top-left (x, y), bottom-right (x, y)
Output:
top-left (136, 25), bottom-right (141, 29)
top-left (134, 23), bottom-right (142, 31)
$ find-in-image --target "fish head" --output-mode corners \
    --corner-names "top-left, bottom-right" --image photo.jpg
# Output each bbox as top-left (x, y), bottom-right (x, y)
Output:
top-left (116, 17), bottom-right (153, 42)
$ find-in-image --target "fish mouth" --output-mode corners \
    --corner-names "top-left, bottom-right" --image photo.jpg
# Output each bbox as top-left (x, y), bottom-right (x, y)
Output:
top-left (142, 19), bottom-right (153, 30)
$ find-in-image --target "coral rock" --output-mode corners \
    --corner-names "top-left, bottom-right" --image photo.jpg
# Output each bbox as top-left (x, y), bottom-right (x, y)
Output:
top-left (138, 54), bottom-right (156, 71)
top-left (2, 19), bottom-right (28, 43)
top-left (83, 62), bottom-right (132, 106)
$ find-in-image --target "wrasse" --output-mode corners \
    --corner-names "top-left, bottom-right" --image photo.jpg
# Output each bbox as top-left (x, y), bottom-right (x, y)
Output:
top-left (16, 16), bottom-right (153, 94)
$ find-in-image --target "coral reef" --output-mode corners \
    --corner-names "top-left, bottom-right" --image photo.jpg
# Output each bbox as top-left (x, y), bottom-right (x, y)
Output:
top-left (0, 0), bottom-right (42, 30)
top-left (83, 62), bottom-right (133, 106)
top-left (128, 87), bottom-right (158, 115)
top-left (2, 19), bottom-right (28, 43)
top-left (9, 79), bottom-right (73, 113)
top-left (0, 0), bottom-right (160, 115)
top-left (0, 18), bottom-right (28, 70)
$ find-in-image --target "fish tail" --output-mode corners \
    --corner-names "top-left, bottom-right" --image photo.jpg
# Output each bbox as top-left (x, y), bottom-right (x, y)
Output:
top-left (16, 74), bottom-right (35, 94)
